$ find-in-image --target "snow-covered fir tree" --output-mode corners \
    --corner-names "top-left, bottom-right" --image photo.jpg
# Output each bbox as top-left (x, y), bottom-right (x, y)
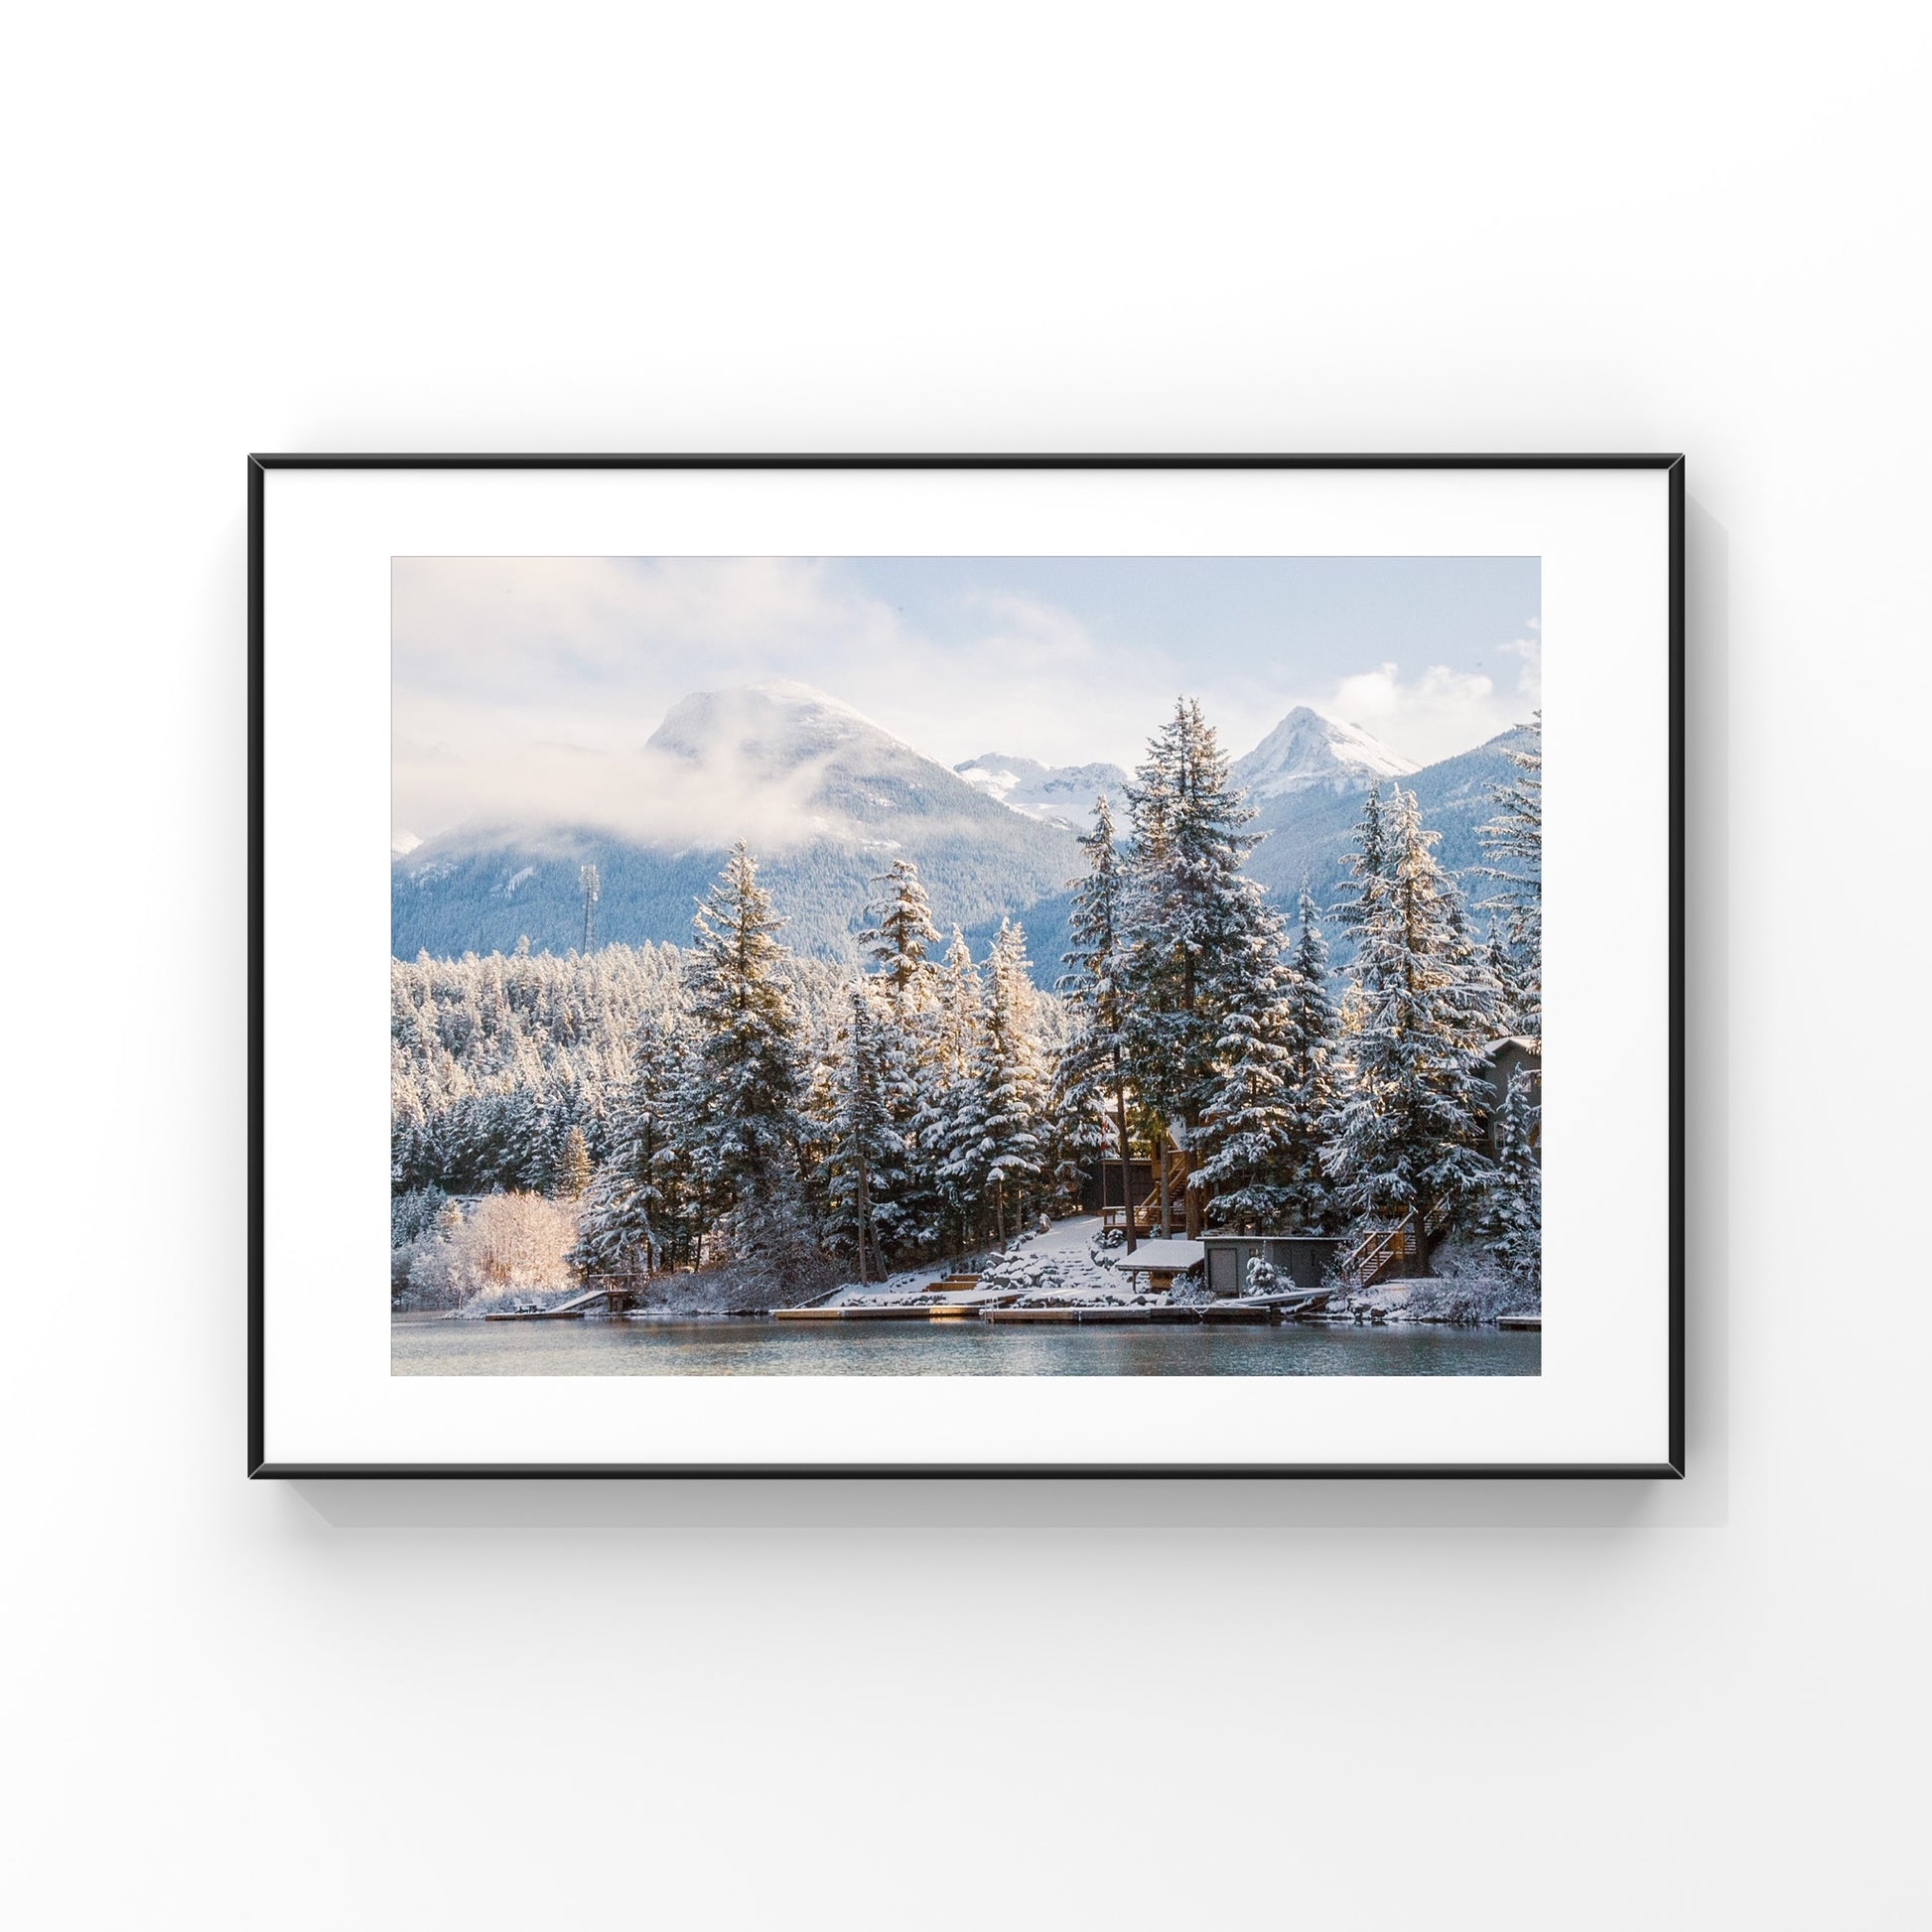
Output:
top-left (569, 1009), bottom-right (687, 1281)
top-left (1052, 794), bottom-right (1134, 1227)
top-left (1479, 1065), bottom-right (1542, 1288)
top-left (960, 918), bottom-right (1047, 1242)
top-left (1331, 782), bottom-right (1392, 982)
top-left (1479, 713), bottom-right (1542, 1047)
top-left (859, 858), bottom-right (941, 1018)
top-left (1324, 787), bottom-right (1497, 1267)
top-left (1119, 698), bottom-right (1265, 1238)
top-left (1484, 919), bottom-right (1537, 1040)
top-left (1196, 889), bottom-right (1340, 1232)
top-left (683, 842), bottom-right (814, 1277)
top-left (554, 1124), bottom-right (593, 1198)
top-left (821, 986), bottom-right (911, 1282)
top-left (858, 857), bottom-right (941, 1248)
top-left (1278, 891), bottom-right (1343, 1226)
top-left (1193, 901), bottom-right (1300, 1232)
top-left (920, 926), bottom-right (987, 1254)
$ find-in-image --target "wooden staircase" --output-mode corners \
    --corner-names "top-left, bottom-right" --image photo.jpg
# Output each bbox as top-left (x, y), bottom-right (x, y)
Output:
top-left (1101, 1134), bottom-right (1190, 1238)
top-left (1340, 1199), bottom-right (1453, 1290)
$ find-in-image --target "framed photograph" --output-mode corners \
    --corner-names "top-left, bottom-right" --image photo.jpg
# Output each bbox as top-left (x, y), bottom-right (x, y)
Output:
top-left (249, 454), bottom-right (1683, 1477)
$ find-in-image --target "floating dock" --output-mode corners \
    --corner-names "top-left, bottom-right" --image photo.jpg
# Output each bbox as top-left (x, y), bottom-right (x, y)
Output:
top-left (982, 1305), bottom-right (1152, 1324)
top-left (771, 1303), bottom-right (934, 1321)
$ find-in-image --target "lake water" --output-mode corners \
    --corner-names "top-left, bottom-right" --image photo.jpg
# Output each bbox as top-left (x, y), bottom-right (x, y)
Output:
top-left (391, 1315), bottom-right (1540, 1377)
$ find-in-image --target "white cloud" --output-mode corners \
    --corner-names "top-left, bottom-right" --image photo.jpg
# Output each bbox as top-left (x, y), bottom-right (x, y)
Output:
top-left (393, 558), bottom-right (1172, 839)
top-left (392, 561), bottom-right (1539, 841)
top-left (1325, 640), bottom-right (1539, 766)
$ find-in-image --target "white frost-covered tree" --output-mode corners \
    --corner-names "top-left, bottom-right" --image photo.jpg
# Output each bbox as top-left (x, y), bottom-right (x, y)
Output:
top-left (1332, 782), bottom-right (1391, 969)
top-left (684, 843), bottom-right (815, 1277)
top-left (1479, 1065), bottom-right (1541, 1288)
top-left (922, 926), bottom-right (987, 1253)
top-left (1479, 713), bottom-right (1542, 1047)
top-left (950, 919), bottom-right (1046, 1243)
top-left (859, 858), bottom-right (941, 1018)
top-left (1120, 698), bottom-right (1265, 1238)
top-left (1052, 794), bottom-right (1134, 1230)
top-left (1324, 787), bottom-right (1496, 1269)
top-left (570, 1008), bottom-right (683, 1280)
top-left (1197, 889), bottom-right (1339, 1232)
top-left (822, 986), bottom-right (911, 1282)
top-left (859, 857), bottom-right (941, 1249)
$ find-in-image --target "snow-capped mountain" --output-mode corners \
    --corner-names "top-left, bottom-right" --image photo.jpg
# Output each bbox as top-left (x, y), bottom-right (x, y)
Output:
top-left (393, 681), bottom-right (1082, 962)
top-left (1231, 706), bottom-right (1418, 800)
top-left (393, 680), bottom-right (1512, 973)
top-left (953, 753), bottom-right (1131, 832)
top-left (390, 828), bottom-right (422, 857)
top-left (648, 679), bottom-right (912, 792)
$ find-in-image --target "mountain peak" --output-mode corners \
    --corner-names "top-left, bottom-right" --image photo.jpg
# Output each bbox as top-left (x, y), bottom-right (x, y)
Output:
top-left (1232, 706), bottom-right (1418, 800)
top-left (645, 680), bottom-right (897, 769)
top-left (955, 752), bottom-right (1132, 832)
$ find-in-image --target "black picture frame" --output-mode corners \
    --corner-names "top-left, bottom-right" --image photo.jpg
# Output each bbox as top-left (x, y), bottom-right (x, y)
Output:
top-left (248, 452), bottom-right (1685, 1480)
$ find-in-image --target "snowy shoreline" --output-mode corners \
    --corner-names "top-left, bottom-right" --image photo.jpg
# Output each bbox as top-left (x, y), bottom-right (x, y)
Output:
top-left (423, 1213), bottom-right (1536, 1328)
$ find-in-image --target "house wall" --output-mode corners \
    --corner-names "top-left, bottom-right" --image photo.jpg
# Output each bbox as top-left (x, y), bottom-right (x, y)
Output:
top-left (1201, 1235), bottom-right (1342, 1293)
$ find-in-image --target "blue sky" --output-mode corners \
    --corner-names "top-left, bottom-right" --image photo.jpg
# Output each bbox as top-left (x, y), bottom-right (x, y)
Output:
top-left (392, 554), bottom-right (1539, 843)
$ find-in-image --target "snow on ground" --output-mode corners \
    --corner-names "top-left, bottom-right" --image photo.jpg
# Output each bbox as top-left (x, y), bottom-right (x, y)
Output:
top-left (823, 1214), bottom-right (1137, 1306)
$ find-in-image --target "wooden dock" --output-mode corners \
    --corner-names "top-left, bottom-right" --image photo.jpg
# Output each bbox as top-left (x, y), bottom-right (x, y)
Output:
top-left (770, 1304), bottom-right (933, 1321)
top-left (1497, 1313), bottom-right (1542, 1330)
top-left (982, 1305), bottom-right (1151, 1323)
top-left (1200, 1301), bottom-right (1277, 1323)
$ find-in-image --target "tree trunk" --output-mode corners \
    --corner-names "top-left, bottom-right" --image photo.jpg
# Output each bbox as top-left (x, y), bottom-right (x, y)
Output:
top-left (1157, 1141), bottom-right (1173, 1238)
top-left (1113, 1074), bottom-right (1137, 1254)
top-left (855, 1153), bottom-right (870, 1284)
top-left (1182, 1108), bottom-right (1202, 1239)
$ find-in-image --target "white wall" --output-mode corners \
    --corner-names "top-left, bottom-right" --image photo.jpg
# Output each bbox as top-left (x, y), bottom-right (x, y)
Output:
top-left (6, 4), bottom-right (1925, 1927)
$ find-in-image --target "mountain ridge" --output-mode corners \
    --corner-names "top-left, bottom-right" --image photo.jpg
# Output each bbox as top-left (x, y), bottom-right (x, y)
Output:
top-left (392, 683), bottom-right (1520, 967)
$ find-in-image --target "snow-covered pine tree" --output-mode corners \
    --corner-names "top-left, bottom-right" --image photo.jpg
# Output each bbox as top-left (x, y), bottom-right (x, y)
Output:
top-left (858, 856), bottom-right (941, 1250)
top-left (1479, 712), bottom-right (1542, 1047)
top-left (569, 1009), bottom-right (684, 1282)
top-left (1119, 698), bottom-right (1265, 1238)
top-left (1196, 889), bottom-right (1341, 1232)
top-left (1484, 919), bottom-right (1536, 1040)
top-left (684, 842), bottom-right (815, 1280)
top-left (1324, 786), bottom-right (1497, 1270)
top-left (1194, 903), bottom-right (1298, 1232)
top-left (1331, 781), bottom-right (1392, 983)
top-left (966, 918), bottom-right (1047, 1243)
top-left (555, 1124), bottom-right (593, 1198)
top-left (859, 858), bottom-right (941, 1018)
top-left (1052, 794), bottom-right (1135, 1235)
top-left (923, 926), bottom-right (988, 1253)
top-left (1479, 1065), bottom-right (1541, 1290)
top-left (821, 986), bottom-right (911, 1282)
top-left (1279, 890), bottom-right (1343, 1227)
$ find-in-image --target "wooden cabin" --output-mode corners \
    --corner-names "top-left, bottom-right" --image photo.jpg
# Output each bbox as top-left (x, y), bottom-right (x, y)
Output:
top-left (1079, 1115), bottom-right (1192, 1239)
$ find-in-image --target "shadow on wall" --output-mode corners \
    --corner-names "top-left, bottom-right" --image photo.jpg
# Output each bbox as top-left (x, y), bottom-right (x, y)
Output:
top-left (285, 496), bottom-right (1729, 1538)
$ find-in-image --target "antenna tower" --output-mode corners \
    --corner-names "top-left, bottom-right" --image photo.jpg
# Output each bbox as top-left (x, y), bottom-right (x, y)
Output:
top-left (580, 864), bottom-right (601, 952)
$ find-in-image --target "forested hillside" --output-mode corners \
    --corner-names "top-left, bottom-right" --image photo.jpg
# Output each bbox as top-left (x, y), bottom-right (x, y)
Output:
top-left (392, 703), bottom-right (1543, 1317)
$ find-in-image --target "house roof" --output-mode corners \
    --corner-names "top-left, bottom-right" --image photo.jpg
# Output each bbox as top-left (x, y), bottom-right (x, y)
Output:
top-left (1115, 1239), bottom-right (1205, 1272)
top-left (1482, 1035), bottom-right (1540, 1058)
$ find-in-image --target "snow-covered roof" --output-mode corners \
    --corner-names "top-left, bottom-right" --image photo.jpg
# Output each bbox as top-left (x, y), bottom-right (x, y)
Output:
top-left (1115, 1239), bottom-right (1205, 1272)
top-left (1482, 1035), bottom-right (1540, 1058)
top-left (1200, 1230), bottom-right (1339, 1243)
